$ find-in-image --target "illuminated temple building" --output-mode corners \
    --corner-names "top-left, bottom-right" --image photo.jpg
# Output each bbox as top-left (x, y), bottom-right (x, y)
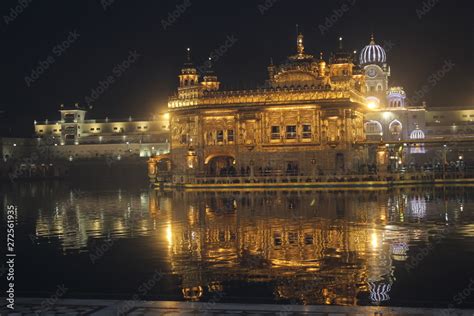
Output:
top-left (164, 34), bottom-right (368, 182)
top-left (148, 33), bottom-right (474, 184)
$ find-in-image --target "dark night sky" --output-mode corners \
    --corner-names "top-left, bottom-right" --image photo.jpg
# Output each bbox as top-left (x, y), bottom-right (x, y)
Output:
top-left (0, 0), bottom-right (472, 136)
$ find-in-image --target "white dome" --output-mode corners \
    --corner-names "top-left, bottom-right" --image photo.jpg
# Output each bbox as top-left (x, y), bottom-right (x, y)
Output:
top-left (360, 35), bottom-right (386, 65)
top-left (410, 129), bottom-right (425, 139)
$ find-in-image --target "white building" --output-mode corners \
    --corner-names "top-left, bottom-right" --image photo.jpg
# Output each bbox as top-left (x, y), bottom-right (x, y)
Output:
top-left (361, 35), bottom-right (474, 144)
top-left (33, 103), bottom-right (170, 160)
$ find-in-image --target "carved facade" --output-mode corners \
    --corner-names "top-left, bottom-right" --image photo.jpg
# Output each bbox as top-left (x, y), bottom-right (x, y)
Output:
top-left (164, 34), bottom-right (370, 182)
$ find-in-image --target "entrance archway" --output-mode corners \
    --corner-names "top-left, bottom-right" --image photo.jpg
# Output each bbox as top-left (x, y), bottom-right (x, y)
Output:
top-left (206, 155), bottom-right (235, 176)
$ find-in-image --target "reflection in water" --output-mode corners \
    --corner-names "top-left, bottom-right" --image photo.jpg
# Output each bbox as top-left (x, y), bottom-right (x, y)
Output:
top-left (4, 183), bottom-right (474, 306)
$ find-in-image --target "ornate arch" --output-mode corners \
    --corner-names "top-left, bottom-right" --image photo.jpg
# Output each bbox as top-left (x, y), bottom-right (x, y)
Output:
top-left (204, 154), bottom-right (236, 165)
top-left (364, 120), bottom-right (383, 135)
top-left (389, 119), bottom-right (402, 134)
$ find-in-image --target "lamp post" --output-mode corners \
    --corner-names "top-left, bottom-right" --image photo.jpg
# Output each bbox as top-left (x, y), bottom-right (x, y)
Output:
top-left (249, 159), bottom-right (254, 178)
top-left (311, 158), bottom-right (317, 180)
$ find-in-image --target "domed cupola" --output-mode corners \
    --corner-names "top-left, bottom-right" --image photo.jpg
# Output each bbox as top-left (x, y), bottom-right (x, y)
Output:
top-left (179, 48), bottom-right (200, 88)
top-left (201, 57), bottom-right (220, 91)
top-left (360, 35), bottom-right (386, 66)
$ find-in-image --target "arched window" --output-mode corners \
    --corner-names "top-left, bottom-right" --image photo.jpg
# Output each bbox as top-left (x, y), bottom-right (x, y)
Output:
top-left (377, 84), bottom-right (382, 91)
top-left (410, 129), bottom-right (425, 154)
top-left (364, 121), bottom-right (383, 135)
top-left (410, 129), bottom-right (425, 140)
top-left (389, 120), bottom-right (402, 135)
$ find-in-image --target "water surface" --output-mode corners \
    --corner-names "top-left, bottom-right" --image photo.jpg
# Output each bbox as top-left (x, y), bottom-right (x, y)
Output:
top-left (2, 182), bottom-right (474, 308)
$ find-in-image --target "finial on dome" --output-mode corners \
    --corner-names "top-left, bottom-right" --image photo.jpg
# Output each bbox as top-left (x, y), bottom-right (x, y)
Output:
top-left (186, 47), bottom-right (191, 62)
top-left (320, 51), bottom-right (323, 60)
top-left (370, 34), bottom-right (375, 45)
top-left (295, 24), bottom-right (306, 56)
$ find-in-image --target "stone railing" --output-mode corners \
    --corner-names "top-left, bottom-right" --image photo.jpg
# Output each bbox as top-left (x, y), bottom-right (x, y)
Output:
top-left (168, 87), bottom-right (366, 109)
top-left (177, 172), bottom-right (447, 185)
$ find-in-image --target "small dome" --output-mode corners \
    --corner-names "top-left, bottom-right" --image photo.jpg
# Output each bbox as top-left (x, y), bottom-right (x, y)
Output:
top-left (410, 129), bottom-right (425, 140)
top-left (360, 35), bottom-right (386, 65)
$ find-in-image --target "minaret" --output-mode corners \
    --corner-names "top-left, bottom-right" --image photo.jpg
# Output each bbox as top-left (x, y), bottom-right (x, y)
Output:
top-left (359, 34), bottom-right (390, 108)
top-left (178, 48), bottom-right (199, 88)
top-left (201, 57), bottom-right (220, 91)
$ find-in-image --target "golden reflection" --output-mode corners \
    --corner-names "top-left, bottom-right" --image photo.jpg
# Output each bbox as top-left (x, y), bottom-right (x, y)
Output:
top-left (153, 189), bottom-right (431, 305)
top-left (166, 222), bottom-right (173, 248)
top-left (19, 183), bottom-right (471, 305)
top-left (371, 231), bottom-right (379, 249)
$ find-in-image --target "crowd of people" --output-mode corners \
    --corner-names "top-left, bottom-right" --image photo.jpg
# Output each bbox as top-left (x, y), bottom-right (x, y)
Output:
top-left (210, 160), bottom-right (469, 178)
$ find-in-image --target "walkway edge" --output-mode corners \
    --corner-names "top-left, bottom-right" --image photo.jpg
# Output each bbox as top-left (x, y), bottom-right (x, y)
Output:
top-left (5, 298), bottom-right (474, 315)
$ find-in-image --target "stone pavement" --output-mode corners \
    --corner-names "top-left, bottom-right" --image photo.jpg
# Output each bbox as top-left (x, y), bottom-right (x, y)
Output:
top-left (1, 298), bottom-right (473, 316)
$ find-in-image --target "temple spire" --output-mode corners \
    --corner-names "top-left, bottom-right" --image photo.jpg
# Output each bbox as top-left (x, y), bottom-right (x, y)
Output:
top-left (297, 32), bottom-right (304, 56)
top-left (207, 57), bottom-right (212, 69)
top-left (338, 37), bottom-right (343, 50)
top-left (288, 25), bottom-right (313, 60)
top-left (186, 47), bottom-right (191, 62)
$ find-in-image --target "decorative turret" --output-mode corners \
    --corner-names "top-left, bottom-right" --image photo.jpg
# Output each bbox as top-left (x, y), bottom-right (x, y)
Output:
top-left (360, 34), bottom-right (390, 107)
top-left (330, 37), bottom-right (354, 65)
top-left (201, 57), bottom-right (220, 91)
top-left (289, 29), bottom-right (313, 61)
top-left (387, 87), bottom-right (406, 108)
top-left (179, 48), bottom-right (199, 88)
top-left (267, 58), bottom-right (275, 81)
top-left (318, 52), bottom-right (326, 77)
top-left (330, 37), bottom-right (354, 79)
top-left (360, 34), bottom-right (387, 66)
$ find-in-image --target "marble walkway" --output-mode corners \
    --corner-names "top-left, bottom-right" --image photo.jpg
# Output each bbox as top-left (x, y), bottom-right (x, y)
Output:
top-left (2, 298), bottom-right (474, 316)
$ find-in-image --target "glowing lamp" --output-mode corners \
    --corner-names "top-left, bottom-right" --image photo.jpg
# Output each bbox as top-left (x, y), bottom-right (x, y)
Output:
top-left (367, 102), bottom-right (377, 109)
